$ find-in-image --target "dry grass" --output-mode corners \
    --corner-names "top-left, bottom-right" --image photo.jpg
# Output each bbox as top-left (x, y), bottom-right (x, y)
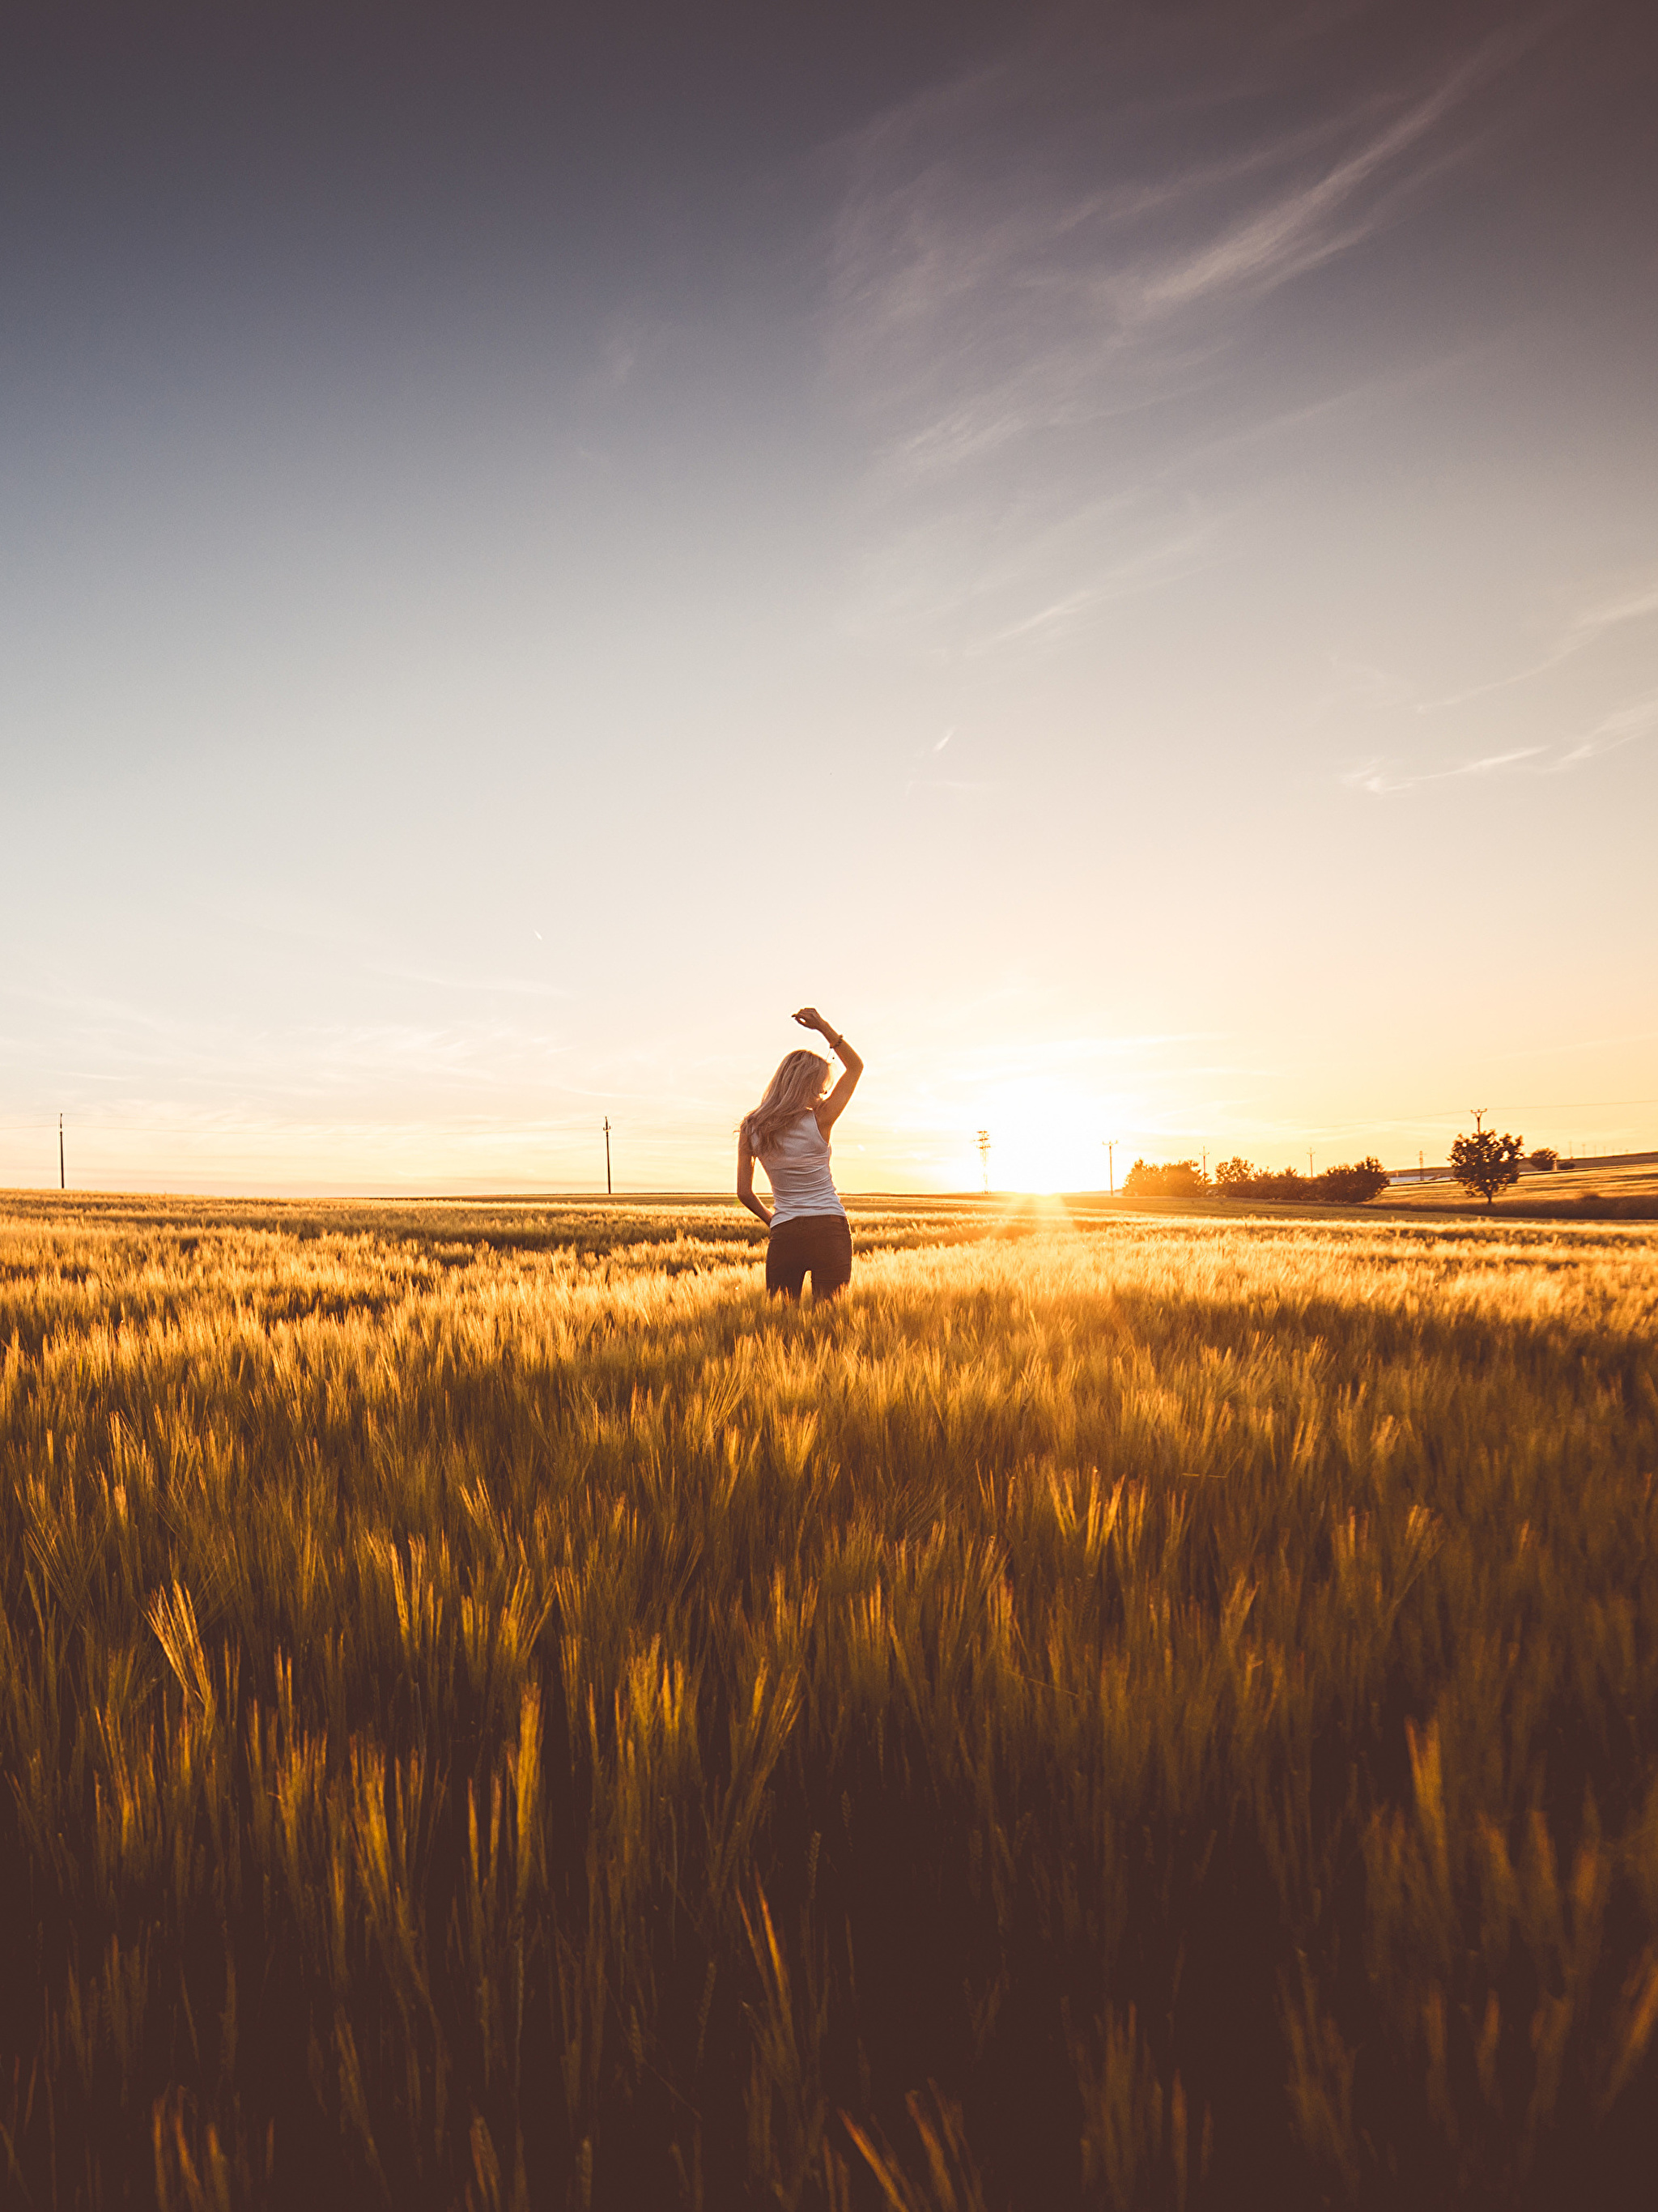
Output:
top-left (1, 1193), bottom-right (1654, 2209)
top-left (1371, 1156), bottom-right (1658, 1220)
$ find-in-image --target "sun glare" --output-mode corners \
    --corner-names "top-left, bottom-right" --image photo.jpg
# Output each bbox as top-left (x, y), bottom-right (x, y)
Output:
top-left (974, 1086), bottom-right (1115, 1193)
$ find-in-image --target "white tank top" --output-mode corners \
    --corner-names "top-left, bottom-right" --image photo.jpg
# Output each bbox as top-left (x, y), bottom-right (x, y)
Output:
top-left (760, 1111), bottom-right (846, 1227)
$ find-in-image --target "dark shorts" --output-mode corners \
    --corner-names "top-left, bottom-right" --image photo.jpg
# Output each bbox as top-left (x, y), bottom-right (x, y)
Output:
top-left (766, 1212), bottom-right (852, 1299)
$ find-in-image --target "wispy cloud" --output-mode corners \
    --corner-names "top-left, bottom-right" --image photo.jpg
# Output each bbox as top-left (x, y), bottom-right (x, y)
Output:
top-left (970, 520), bottom-right (1218, 650)
top-left (1344, 569), bottom-right (1658, 791)
top-left (825, 9), bottom-right (1534, 653)
top-left (1559, 691), bottom-right (1658, 767)
top-left (0, 977), bottom-right (575, 1104)
top-left (1346, 689), bottom-right (1658, 791)
top-left (1418, 574), bottom-right (1658, 711)
top-left (1343, 746), bottom-right (1545, 795)
top-left (829, 26), bottom-right (1524, 456)
top-left (365, 962), bottom-right (572, 1001)
top-left (1133, 37), bottom-right (1520, 318)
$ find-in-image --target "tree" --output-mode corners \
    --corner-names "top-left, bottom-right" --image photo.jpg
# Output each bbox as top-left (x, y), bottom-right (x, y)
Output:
top-left (1314, 1157), bottom-right (1390, 1204)
top-left (1528, 1147), bottom-right (1559, 1172)
top-left (1450, 1111), bottom-right (1524, 1207)
top-left (1122, 1158), bottom-right (1209, 1198)
top-left (1213, 1156), bottom-right (1388, 1203)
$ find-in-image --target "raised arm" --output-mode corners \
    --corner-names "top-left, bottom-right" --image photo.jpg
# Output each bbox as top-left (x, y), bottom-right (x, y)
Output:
top-left (737, 1129), bottom-right (772, 1227)
top-left (794, 1007), bottom-right (863, 1130)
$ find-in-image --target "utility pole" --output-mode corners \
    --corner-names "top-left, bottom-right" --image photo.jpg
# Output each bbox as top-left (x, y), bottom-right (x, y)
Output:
top-left (603, 1117), bottom-right (612, 1195)
top-left (1103, 1138), bottom-right (1116, 1195)
top-left (1470, 1106), bottom-right (1486, 1134)
top-left (1307, 1147), bottom-right (1314, 1177)
top-left (59, 1113), bottom-right (65, 1191)
top-left (1201, 1146), bottom-right (1207, 1180)
top-left (976, 1129), bottom-right (991, 1195)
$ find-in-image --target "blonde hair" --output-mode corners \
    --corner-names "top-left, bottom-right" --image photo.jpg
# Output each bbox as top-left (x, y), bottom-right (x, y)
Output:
top-left (740, 1050), bottom-right (830, 1157)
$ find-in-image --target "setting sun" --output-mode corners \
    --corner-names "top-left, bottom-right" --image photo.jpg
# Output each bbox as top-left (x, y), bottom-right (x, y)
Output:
top-left (969, 1083), bottom-right (1116, 1193)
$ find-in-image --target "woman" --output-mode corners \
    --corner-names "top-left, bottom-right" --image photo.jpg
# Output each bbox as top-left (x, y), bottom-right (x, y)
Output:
top-left (738, 1007), bottom-right (864, 1300)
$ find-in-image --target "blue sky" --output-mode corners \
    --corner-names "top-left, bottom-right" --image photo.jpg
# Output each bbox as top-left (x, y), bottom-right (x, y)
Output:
top-left (2, 0), bottom-right (1655, 1192)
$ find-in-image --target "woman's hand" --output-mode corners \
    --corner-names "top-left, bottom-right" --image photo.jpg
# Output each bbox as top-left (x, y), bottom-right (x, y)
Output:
top-left (793, 1007), bottom-right (831, 1036)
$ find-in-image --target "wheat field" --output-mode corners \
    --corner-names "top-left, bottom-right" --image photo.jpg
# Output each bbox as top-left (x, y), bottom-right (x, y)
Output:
top-left (1, 1192), bottom-right (1654, 2210)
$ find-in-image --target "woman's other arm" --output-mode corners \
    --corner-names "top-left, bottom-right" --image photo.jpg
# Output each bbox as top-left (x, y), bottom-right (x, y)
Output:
top-left (737, 1132), bottom-right (772, 1227)
top-left (794, 1007), bottom-right (863, 1129)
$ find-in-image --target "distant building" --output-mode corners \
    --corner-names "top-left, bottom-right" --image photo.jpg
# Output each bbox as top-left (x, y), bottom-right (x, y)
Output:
top-left (1386, 1146), bottom-right (1657, 1185)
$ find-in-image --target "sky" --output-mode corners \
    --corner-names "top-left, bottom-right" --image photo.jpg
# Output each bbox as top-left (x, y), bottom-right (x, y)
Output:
top-left (2, 0), bottom-right (1655, 1195)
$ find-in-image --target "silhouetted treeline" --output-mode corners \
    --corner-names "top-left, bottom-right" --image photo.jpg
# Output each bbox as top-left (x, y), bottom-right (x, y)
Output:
top-left (1124, 1156), bottom-right (1390, 1203)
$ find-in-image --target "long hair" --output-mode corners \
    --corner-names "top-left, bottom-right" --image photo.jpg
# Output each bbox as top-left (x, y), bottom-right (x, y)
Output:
top-left (740, 1049), bottom-right (829, 1157)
